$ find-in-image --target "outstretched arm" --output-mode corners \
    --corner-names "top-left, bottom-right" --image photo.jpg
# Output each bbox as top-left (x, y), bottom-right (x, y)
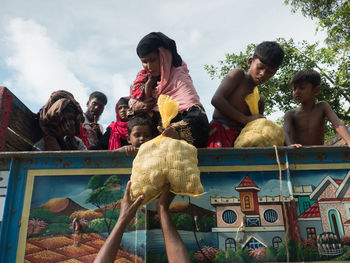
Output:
top-left (322, 101), bottom-right (350, 147)
top-left (211, 69), bottom-right (264, 125)
top-left (157, 184), bottom-right (190, 263)
top-left (94, 181), bottom-right (144, 263)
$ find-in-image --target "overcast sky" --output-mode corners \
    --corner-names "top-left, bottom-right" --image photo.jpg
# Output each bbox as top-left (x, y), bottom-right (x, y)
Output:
top-left (0, 0), bottom-right (327, 126)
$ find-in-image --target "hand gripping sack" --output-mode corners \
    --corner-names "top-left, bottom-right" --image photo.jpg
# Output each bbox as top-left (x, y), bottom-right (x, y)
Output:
top-left (234, 87), bottom-right (284, 148)
top-left (130, 95), bottom-right (204, 204)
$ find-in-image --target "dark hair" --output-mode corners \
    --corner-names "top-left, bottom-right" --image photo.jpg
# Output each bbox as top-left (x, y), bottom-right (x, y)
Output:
top-left (127, 116), bottom-right (153, 135)
top-left (136, 32), bottom-right (182, 67)
top-left (253, 41), bottom-right (285, 68)
top-left (89, 91), bottom-right (108, 105)
top-left (290, 69), bottom-right (321, 88)
top-left (63, 101), bottom-right (79, 115)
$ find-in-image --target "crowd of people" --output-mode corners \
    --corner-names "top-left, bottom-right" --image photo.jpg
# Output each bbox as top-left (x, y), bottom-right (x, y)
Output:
top-left (33, 32), bottom-right (350, 152)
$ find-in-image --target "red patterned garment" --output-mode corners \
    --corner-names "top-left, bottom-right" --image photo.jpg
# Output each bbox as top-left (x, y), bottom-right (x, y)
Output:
top-left (130, 69), bottom-right (151, 100)
top-left (206, 121), bottom-right (240, 148)
top-left (78, 124), bottom-right (90, 149)
top-left (107, 99), bottom-right (129, 150)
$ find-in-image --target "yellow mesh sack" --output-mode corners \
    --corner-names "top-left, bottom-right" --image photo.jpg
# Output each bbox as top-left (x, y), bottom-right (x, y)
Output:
top-left (130, 95), bottom-right (204, 204)
top-left (234, 87), bottom-right (284, 147)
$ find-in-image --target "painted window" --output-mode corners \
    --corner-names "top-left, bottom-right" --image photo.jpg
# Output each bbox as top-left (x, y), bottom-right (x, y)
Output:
top-left (244, 195), bottom-right (250, 209)
top-left (225, 238), bottom-right (236, 251)
top-left (222, 210), bottom-right (237, 224)
top-left (303, 201), bottom-right (311, 211)
top-left (306, 227), bottom-right (316, 240)
top-left (272, 236), bottom-right (282, 248)
top-left (263, 209), bottom-right (278, 223)
top-left (246, 217), bottom-right (260, 226)
top-left (328, 209), bottom-right (344, 238)
top-left (245, 238), bottom-right (264, 251)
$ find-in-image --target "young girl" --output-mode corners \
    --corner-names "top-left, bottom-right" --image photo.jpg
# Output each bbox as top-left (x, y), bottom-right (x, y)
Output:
top-left (128, 32), bottom-right (209, 148)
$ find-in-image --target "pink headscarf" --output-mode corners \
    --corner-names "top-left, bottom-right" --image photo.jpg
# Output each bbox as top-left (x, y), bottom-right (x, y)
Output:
top-left (151, 47), bottom-right (202, 112)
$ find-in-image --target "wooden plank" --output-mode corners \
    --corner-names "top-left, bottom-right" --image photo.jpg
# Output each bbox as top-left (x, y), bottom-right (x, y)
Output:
top-left (0, 87), bottom-right (41, 151)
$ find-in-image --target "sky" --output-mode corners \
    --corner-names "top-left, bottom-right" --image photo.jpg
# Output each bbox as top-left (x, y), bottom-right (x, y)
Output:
top-left (0, 0), bottom-right (327, 126)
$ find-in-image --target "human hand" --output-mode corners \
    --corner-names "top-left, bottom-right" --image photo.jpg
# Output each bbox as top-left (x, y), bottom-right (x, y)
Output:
top-left (64, 136), bottom-right (79, 150)
top-left (145, 76), bottom-right (158, 98)
top-left (89, 122), bottom-right (102, 137)
top-left (118, 181), bottom-right (144, 228)
top-left (58, 119), bottom-right (76, 137)
top-left (245, 114), bottom-right (265, 124)
top-left (121, 145), bottom-right (138, 155)
top-left (157, 183), bottom-right (175, 214)
top-left (157, 126), bottom-right (180, 139)
top-left (134, 98), bottom-right (155, 113)
top-left (289, 144), bottom-right (302, 148)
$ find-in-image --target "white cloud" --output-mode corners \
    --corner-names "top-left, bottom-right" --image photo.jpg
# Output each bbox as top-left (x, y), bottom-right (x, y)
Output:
top-left (4, 18), bottom-right (89, 110)
top-left (0, 0), bottom-right (328, 124)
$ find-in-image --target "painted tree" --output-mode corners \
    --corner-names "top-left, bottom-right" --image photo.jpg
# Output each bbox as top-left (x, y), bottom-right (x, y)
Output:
top-left (85, 174), bottom-right (123, 234)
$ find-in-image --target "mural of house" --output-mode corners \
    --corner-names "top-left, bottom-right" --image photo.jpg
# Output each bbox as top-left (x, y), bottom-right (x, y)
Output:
top-left (297, 170), bottom-right (350, 241)
top-left (210, 175), bottom-right (293, 252)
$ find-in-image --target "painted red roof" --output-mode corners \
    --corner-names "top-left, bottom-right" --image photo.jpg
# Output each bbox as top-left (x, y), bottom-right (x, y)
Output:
top-left (299, 202), bottom-right (320, 218)
top-left (344, 220), bottom-right (350, 225)
top-left (332, 179), bottom-right (343, 186)
top-left (319, 198), bottom-right (350, 202)
top-left (237, 176), bottom-right (259, 188)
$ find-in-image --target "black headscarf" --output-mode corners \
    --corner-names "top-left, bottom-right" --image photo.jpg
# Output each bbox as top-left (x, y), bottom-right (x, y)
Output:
top-left (117, 97), bottom-right (130, 107)
top-left (136, 32), bottom-right (182, 67)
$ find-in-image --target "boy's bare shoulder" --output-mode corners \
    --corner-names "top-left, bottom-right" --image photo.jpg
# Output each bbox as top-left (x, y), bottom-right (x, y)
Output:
top-left (226, 68), bottom-right (246, 79)
top-left (284, 109), bottom-right (298, 118)
top-left (316, 101), bottom-right (331, 108)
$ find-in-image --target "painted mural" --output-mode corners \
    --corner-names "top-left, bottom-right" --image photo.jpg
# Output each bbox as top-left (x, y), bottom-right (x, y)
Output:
top-left (19, 169), bottom-right (350, 262)
top-left (23, 173), bottom-right (146, 263)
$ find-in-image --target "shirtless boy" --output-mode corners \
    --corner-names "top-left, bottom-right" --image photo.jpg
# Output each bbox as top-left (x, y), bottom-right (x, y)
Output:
top-left (207, 41), bottom-right (285, 148)
top-left (284, 69), bottom-right (350, 147)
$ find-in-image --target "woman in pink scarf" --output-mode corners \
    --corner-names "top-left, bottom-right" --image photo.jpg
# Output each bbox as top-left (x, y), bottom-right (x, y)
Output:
top-left (91, 97), bottom-right (129, 150)
top-left (129, 32), bottom-right (209, 148)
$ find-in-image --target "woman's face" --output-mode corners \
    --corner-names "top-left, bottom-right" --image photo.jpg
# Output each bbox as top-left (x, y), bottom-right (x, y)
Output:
top-left (118, 104), bottom-right (128, 121)
top-left (140, 51), bottom-right (161, 77)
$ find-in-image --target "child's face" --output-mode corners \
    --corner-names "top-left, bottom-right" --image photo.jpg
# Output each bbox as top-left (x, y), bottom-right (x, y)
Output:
top-left (248, 58), bottom-right (277, 85)
top-left (140, 51), bottom-right (161, 77)
top-left (117, 104), bottom-right (128, 121)
top-left (292, 81), bottom-right (318, 103)
top-left (127, 125), bottom-right (153, 148)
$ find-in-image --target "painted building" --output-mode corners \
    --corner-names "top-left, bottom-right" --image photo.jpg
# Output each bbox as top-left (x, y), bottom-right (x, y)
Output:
top-left (211, 175), bottom-right (292, 251)
top-left (297, 171), bottom-right (350, 240)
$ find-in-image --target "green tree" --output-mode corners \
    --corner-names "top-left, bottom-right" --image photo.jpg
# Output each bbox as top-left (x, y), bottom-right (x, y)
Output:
top-left (225, 247), bottom-right (235, 262)
top-left (172, 213), bottom-right (193, 231)
top-left (205, 38), bottom-right (349, 121)
top-left (197, 215), bottom-right (216, 232)
top-left (213, 250), bottom-right (227, 263)
top-left (86, 174), bottom-right (104, 190)
top-left (284, 0), bottom-right (349, 48)
top-left (85, 175), bottom-right (124, 234)
top-left (265, 246), bottom-right (277, 262)
top-left (277, 239), bottom-right (303, 262)
top-left (234, 247), bottom-right (251, 263)
top-left (204, 37), bottom-right (350, 141)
